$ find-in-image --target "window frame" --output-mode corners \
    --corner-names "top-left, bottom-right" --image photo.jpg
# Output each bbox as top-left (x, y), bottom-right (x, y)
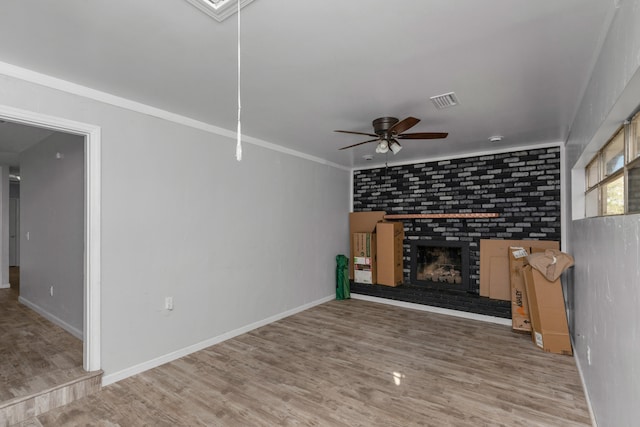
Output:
top-left (626, 155), bottom-right (640, 214)
top-left (628, 111), bottom-right (640, 163)
top-left (585, 124), bottom-right (628, 217)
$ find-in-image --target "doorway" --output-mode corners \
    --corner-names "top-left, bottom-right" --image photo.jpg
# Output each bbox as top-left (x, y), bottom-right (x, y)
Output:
top-left (0, 105), bottom-right (101, 372)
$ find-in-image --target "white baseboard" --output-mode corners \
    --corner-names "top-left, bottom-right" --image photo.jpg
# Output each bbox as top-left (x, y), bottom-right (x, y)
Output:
top-left (18, 296), bottom-right (83, 339)
top-left (102, 294), bottom-right (335, 387)
top-left (350, 293), bottom-right (512, 326)
top-left (0, 283), bottom-right (10, 289)
top-left (572, 337), bottom-right (598, 427)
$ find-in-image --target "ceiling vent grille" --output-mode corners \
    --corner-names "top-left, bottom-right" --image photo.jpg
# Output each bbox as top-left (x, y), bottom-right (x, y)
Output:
top-left (185, 0), bottom-right (256, 22)
top-left (430, 92), bottom-right (459, 109)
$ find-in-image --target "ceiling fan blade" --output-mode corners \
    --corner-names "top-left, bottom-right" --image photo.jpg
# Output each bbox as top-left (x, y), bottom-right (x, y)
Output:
top-left (388, 117), bottom-right (420, 135)
top-left (397, 132), bottom-right (449, 139)
top-left (339, 138), bottom-right (380, 150)
top-left (334, 130), bottom-right (379, 138)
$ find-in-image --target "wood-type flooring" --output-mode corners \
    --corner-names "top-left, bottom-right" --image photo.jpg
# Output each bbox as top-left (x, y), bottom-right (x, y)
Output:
top-left (0, 286), bottom-right (84, 405)
top-left (27, 299), bottom-right (590, 426)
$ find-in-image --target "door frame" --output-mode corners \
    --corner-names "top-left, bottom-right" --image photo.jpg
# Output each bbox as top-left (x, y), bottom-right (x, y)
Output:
top-left (0, 105), bottom-right (101, 372)
top-left (9, 197), bottom-right (19, 266)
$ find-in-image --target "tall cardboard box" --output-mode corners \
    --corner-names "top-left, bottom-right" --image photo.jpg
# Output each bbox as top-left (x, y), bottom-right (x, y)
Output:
top-left (522, 265), bottom-right (572, 355)
top-left (509, 247), bottom-right (531, 332)
top-left (352, 232), bottom-right (377, 284)
top-left (376, 221), bottom-right (404, 287)
top-left (349, 211), bottom-right (386, 280)
top-left (509, 246), bottom-right (557, 332)
top-left (479, 239), bottom-right (560, 301)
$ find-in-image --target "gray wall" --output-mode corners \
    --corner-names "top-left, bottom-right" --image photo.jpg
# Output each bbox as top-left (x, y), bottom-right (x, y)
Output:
top-left (565, 2), bottom-right (640, 426)
top-left (19, 133), bottom-right (84, 336)
top-left (0, 73), bottom-right (350, 379)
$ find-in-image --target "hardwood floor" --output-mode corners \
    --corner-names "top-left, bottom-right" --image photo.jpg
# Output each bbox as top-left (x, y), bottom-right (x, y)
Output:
top-left (0, 272), bottom-right (101, 426)
top-left (31, 299), bottom-right (590, 426)
top-left (0, 286), bottom-right (85, 409)
top-left (9, 267), bottom-right (19, 290)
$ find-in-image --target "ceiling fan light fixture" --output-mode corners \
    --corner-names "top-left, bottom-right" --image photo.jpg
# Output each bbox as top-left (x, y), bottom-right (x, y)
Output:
top-left (376, 139), bottom-right (389, 154)
top-left (389, 141), bottom-right (402, 154)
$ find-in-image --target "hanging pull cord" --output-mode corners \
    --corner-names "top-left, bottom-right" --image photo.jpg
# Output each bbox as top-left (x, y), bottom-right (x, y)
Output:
top-left (236, 0), bottom-right (242, 161)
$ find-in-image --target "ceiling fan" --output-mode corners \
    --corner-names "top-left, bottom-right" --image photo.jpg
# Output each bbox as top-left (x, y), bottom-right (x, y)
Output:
top-left (335, 117), bottom-right (448, 154)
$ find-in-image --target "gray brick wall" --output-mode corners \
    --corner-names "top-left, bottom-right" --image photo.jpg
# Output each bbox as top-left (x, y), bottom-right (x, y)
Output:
top-left (353, 147), bottom-right (561, 294)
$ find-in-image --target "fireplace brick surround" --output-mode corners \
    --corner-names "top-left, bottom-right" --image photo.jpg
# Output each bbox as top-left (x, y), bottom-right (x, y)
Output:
top-left (352, 147), bottom-right (561, 317)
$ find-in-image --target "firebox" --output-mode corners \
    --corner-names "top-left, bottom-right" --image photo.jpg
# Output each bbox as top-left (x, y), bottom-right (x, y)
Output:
top-left (409, 240), bottom-right (470, 291)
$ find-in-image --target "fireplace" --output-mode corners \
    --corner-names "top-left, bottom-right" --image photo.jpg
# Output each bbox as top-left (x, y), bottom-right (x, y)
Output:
top-left (410, 240), bottom-right (470, 291)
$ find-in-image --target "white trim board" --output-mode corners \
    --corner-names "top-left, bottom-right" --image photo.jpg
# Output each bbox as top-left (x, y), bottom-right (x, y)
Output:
top-left (0, 61), bottom-right (349, 172)
top-left (0, 104), bottom-right (101, 373)
top-left (102, 294), bottom-right (335, 386)
top-left (572, 336), bottom-right (599, 427)
top-left (350, 293), bottom-right (512, 326)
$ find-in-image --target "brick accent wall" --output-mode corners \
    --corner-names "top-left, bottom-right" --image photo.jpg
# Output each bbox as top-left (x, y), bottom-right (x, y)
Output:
top-left (353, 147), bottom-right (561, 294)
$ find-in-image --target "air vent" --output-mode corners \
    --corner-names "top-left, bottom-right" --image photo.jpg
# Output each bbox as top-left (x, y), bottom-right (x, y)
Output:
top-left (185, 0), bottom-right (256, 22)
top-left (430, 92), bottom-right (459, 109)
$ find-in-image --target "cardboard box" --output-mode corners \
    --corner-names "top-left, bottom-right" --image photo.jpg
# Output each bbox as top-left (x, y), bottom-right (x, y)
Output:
top-left (352, 232), bottom-right (377, 284)
top-left (479, 239), bottom-right (560, 301)
top-left (353, 232), bottom-right (375, 257)
top-left (522, 265), bottom-right (572, 355)
top-left (354, 265), bottom-right (374, 284)
top-left (376, 221), bottom-right (404, 287)
top-left (509, 247), bottom-right (532, 332)
top-left (349, 211), bottom-right (386, 280)
top-left (353, 257), bottom-right (372, 265)
top-left (509, 246), bottom-right (554, 332)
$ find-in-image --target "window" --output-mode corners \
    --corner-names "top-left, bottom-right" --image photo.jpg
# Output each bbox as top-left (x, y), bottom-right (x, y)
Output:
top-left (602, 174), bottom-right (625, 215)
top-left (629, 112), bottom-right (640, 162)
top-left (586, 158), bottom-right (599, 189)
top-left (585, 188), bottom-right (599, 217)
top-left (628, 166), bottom-right (640, 213)
top-left (585, 120), bottom-right (638, 217)
top-left (603, 129), bottom-right (624, 177)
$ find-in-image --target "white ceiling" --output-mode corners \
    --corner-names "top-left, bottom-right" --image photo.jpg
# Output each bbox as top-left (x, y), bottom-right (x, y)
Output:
top-left (0, 121), bottom-right (54, 167)
top-left (0, 0), bottom-right (616, 168)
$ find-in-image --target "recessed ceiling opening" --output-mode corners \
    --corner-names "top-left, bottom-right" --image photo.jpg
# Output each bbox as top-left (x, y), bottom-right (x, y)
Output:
top-left (184, 0), bottom-right (256, 22)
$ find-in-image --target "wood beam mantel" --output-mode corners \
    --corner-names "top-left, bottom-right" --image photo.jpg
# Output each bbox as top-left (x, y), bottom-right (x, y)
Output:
top-left (383, 213), bottom-right (499, 220)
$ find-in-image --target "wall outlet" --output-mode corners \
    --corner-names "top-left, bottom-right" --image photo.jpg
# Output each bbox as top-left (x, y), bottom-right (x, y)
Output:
top-left (165, 296), bottom-right (174, 311)
top-left (49, 286), bottom-right (54, 296)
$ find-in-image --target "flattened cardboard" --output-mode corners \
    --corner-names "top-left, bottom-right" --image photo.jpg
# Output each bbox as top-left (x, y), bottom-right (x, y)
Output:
top-left (479, 239), bottom-right (560, 301)
top-left (509, 247), bottom-right (530, 332)
top-left (349, 211), bottom-right (386, 280)
top-left (522, 265), bottom-right (572, 355)
top-left (376, 221), bottom-right (404, 287)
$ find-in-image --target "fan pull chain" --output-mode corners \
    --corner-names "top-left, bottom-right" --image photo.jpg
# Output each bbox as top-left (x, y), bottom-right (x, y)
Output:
top-left (385, 152), bottom-right (389, 175)
top-left (235, 0), bottom-right (242, 161)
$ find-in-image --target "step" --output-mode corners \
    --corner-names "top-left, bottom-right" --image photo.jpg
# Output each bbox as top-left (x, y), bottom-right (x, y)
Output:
top-left (0, 370), bottom-right (102, 427)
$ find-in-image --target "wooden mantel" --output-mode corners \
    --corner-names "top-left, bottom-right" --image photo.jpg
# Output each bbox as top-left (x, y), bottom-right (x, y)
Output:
top-left (383, 213), bottom-right (499, 220)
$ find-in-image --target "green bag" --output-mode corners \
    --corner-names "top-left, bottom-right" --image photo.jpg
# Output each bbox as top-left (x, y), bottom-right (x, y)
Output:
top-left (336, 254), bottom-right (350, 300)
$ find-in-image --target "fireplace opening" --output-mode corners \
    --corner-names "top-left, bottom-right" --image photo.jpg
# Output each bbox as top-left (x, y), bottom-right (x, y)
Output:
top-left (410, 240), bottom-right (470, 291)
